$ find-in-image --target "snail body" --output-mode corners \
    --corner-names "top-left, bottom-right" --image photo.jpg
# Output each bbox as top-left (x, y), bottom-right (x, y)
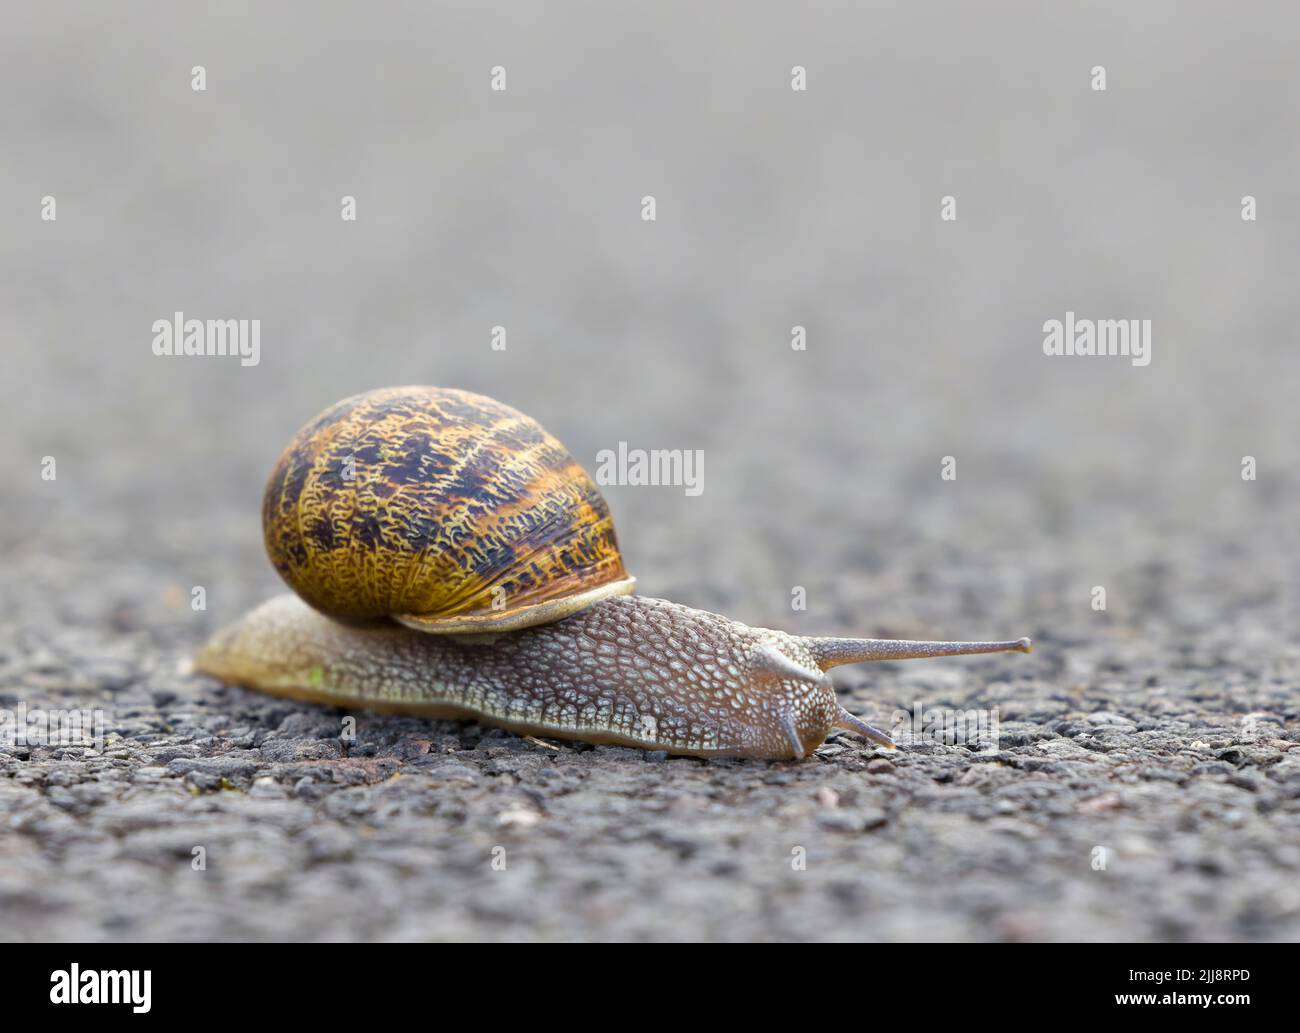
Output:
top-left (197, 386), bottom-right (1031, 760)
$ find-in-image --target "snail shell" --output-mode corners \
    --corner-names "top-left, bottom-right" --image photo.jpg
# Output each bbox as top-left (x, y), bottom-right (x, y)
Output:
top-left (262, 385), bottom-right (635, 633)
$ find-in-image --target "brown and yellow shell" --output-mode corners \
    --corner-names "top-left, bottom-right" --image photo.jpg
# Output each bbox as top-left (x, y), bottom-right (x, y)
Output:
top-left (262, 386), bottom-right (635, 633)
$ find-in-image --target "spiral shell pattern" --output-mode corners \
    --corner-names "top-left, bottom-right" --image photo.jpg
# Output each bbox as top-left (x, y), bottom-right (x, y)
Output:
top-left (262, 386), bottom-right (634, 633)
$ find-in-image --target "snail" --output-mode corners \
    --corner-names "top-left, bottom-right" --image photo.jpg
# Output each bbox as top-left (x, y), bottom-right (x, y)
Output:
top-left (195, 386), bottom-right (1032, 760)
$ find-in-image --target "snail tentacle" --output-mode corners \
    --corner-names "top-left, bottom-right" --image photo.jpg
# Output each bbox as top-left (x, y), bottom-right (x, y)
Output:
top-left (808, 635), bottom-right (1032, 670)
top-left (749, 642), bottom-right (825, 685)
top-left (833, 707), bottom-right (897, 750)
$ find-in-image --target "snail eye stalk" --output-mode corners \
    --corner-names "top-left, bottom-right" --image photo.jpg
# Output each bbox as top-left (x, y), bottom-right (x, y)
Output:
top-left (806, 636), bottom-right (1032, 670)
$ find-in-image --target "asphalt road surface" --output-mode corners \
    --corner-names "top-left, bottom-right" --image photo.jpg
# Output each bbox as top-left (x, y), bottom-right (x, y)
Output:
top-left (3, 2), bottom-right (1298, 941)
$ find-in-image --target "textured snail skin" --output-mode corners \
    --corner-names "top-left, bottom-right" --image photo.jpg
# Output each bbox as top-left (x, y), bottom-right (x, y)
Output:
top-left (199, 595), bottom-right (848, 759)
top-left (196, 594), bottom-right (1032, 760)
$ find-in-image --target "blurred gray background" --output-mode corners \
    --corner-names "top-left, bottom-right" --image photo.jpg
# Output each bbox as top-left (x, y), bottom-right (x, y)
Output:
top-left (2, 1), bottom-right (1298, 942)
